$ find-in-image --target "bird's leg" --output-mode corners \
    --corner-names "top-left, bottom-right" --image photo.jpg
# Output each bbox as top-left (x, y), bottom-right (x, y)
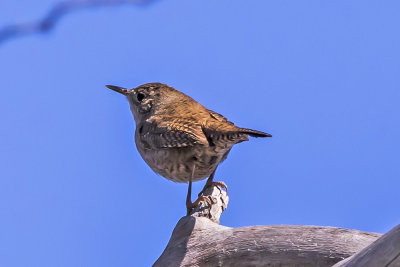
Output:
top-left (198, 167), bottom-right (228, 197)
top-left (185, 166), bottom-right (194, 215)
top-left (186, 164), bottom-right (212, 216)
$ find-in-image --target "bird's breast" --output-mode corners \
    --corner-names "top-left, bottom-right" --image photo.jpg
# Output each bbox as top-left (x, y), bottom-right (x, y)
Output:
top-left (134, 133), bottom-right (232, 183)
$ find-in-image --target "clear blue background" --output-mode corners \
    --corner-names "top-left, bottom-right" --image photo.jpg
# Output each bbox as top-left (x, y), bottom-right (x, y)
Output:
top-left (1, 1), bottom-right (399, 266)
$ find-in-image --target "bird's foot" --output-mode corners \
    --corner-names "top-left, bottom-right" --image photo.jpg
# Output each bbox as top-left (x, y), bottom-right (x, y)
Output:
top-left (186, 196), bottom-right (212, 216)
top-left (198, 181), bottom-right (228, 197)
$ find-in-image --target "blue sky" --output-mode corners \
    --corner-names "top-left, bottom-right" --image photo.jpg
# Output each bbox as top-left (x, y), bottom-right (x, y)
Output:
top-left (1, 0), bottom-right (399, 266)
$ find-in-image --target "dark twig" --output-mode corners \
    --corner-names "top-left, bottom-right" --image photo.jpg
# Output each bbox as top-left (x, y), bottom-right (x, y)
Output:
top-left (0, 0), bottom-right (157, 45)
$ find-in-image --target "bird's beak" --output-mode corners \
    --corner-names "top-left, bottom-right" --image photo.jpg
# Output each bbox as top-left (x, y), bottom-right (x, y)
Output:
top-left (105, 85), bottom-right (130, 96)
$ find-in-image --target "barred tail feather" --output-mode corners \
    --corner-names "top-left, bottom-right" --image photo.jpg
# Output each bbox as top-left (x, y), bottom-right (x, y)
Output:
top-left (239, 128), bottom-right (272, 138)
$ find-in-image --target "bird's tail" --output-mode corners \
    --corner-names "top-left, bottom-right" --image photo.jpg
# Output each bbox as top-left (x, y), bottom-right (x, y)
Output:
top-left (238, 128), bottom-right (272, 138)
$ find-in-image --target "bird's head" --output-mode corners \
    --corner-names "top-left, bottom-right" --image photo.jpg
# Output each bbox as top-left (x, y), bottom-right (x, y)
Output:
top-left (106, 82), bottom-right (186, 123)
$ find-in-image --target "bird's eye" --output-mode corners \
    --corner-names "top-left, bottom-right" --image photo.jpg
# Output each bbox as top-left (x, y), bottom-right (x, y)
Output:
top-left (137, 93), bottom-right (145, 102)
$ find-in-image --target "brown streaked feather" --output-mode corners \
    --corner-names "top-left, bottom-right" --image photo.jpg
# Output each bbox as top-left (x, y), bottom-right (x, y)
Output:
top-left (138, 119), bottom-right (208, 149)
top-left (202, 109), bottom-right (271, 145)
top-left (202, 109), bottom-right (248, 146)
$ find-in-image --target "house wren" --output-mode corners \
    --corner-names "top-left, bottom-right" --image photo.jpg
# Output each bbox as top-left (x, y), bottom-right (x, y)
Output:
top-left (106, 83), bottom-right (271, 214)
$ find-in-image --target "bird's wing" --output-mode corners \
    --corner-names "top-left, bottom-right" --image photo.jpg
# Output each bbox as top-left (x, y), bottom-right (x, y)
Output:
top-left (139, 118), bottom-right (208, 149)
top-left (202, 109), bottom-right (271, 146)
top-left (202, 110), bottom-right (250, 146)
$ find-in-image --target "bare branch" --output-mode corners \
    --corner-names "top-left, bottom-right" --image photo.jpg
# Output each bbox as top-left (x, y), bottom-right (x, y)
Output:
top-left (155, 217), bottom-right (381, 266)
top-left (0, 0), bottom-right (157, 45)
top-left (333, 224), bottom-right (400, 267)
top-left (154, 183), bottom-right (383, 266)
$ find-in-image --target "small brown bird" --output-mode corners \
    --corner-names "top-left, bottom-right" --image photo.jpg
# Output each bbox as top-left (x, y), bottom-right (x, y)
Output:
top-left (106, 83), bottom-right (271, 214)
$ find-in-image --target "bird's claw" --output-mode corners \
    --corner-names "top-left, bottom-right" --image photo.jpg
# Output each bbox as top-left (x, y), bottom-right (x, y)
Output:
top-left (186, 196), bottom-right (213, 216)
top-left (198, 181), bottom-right (228, 197)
